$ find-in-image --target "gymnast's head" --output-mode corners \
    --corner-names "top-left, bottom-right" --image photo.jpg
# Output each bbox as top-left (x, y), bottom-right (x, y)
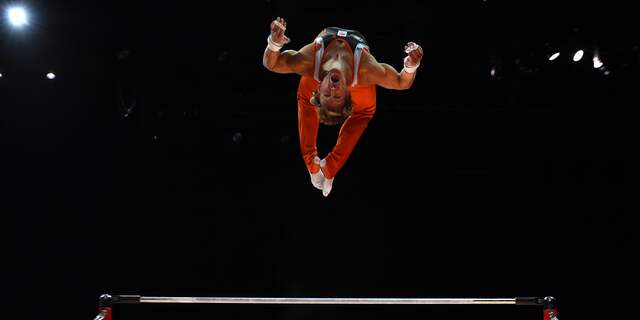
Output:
top-left (310, 68), bottom-right (352, 126)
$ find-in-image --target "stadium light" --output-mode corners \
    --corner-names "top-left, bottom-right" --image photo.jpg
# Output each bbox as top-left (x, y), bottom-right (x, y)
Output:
top-left (6, 6), bottom-right (28, 28)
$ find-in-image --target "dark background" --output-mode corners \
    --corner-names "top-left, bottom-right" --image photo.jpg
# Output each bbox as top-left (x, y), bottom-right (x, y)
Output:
top-left (2, 1), bottom-right (635, 319)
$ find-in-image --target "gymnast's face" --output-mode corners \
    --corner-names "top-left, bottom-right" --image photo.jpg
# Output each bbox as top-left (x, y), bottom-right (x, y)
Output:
top-left (319, 69), bottom-right (348, 112)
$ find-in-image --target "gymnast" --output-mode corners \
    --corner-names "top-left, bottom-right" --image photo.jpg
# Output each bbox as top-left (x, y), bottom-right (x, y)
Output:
top-left (263, 17), bottom-right (423, 196)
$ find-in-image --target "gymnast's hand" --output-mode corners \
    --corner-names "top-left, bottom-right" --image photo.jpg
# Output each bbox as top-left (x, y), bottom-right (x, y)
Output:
top-left (270, 17), bottom-right (290, 46)
top-left (404, 42), bottom-right (424, 68)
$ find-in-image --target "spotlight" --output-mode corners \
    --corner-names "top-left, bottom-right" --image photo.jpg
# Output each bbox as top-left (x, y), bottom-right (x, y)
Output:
top-left (6, 6), bottom-right (28, 28)
top-left (593, 55), bottom-right (603, 69)
top-left (573, 50), bottom-right (584, 62)
top-left (548, 52), bottom-right (560, 61)
top-left (46, 72), bottom-right (56, 80)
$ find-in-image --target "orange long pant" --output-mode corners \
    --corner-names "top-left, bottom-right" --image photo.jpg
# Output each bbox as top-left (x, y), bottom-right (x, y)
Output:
top-left (297, 76), bottom-right (376, 179)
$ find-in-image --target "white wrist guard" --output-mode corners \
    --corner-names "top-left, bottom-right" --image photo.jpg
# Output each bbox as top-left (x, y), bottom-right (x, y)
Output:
top-left (403, 56), bottom-right (420, 74)
top-left (267, 35), bottom-right (283, 52)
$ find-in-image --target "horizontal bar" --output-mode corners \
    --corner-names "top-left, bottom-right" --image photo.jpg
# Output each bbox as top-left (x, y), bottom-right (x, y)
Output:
top-left (137, 297), bottom-right (519, 305)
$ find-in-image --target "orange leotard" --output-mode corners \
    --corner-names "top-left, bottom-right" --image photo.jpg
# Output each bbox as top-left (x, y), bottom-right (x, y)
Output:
top-left (297, 70), bottom-right (376, 179)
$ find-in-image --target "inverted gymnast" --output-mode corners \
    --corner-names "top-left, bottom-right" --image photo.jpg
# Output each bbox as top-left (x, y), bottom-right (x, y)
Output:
top-left (263, 17), bottom-right (423, 196)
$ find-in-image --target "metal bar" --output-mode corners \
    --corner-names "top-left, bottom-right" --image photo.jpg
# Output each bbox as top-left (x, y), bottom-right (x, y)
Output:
top-left (137, 297), bottom-right (518, 305)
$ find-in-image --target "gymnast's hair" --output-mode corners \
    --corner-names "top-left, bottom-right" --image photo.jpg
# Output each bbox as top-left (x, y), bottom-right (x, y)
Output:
top-left (310, 89), bottom-right (353, 126)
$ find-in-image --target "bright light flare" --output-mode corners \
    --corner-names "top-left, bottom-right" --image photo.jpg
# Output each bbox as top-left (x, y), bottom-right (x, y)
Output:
top-left (7, 6), bottom-right (28, 28)
top-left (593, 55), bottom-right (603, 69)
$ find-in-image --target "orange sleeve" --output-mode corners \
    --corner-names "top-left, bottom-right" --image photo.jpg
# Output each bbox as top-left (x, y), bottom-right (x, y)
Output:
top-left (322, 84), bottom-right (376, 179)
top-left (297, 76), bottom-right (322, 174)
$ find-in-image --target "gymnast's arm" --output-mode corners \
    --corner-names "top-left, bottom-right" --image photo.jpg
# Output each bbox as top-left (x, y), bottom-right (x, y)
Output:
top-left (363, 42), bottom-right (423, 90)
top-left (263, 43), bottom-right (315, 75)
top-left (262, 17), bottom-right (314, 75)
